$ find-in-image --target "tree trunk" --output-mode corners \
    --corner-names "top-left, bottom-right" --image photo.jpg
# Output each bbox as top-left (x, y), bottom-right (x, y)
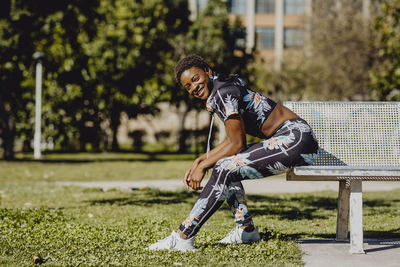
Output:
top-left (194, 110), bottom-right (199, 157)
top-left (0, 101), bottom-right (15, 160)
top-left (3, 129), bottom-right (15, 160)
top-left (177, 104), bottom-right (189, 153)
top-left (78, 121), bottom-right (86, 152)
top-left (100, 118), bottom-right (110, 152)
top-left (110, 107), bottom-right (120, 152)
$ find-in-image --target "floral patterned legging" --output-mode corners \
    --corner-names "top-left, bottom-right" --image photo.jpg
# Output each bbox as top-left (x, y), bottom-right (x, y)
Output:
top-left (179, 118), bottom-right (319, 238)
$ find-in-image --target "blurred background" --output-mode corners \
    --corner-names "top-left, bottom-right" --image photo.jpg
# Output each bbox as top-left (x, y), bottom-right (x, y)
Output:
top-left (0, 0), bottom-right (399, 160)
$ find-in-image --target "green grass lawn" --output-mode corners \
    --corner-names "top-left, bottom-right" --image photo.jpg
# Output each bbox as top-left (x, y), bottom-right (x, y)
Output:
top-left (1, 152), bottom-right (196, 182)
top-left (1, 153), bottom-right (399, 266)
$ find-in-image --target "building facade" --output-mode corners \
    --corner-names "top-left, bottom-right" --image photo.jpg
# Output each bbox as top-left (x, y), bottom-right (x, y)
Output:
top-left (189, 0), bottom-right (311, 71)
top-left (190, 0), bottom-right (372, 70)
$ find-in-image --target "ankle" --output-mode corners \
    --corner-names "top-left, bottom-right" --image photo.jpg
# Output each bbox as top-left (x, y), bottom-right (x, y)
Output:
top-left (176, 229), bottom-right (189, 239)
top-left (241, 225), bottom-right (255, 232)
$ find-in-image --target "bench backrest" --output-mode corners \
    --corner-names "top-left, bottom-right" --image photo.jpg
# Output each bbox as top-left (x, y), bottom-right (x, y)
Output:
top-left (284, 101), bottom-right (400, 167)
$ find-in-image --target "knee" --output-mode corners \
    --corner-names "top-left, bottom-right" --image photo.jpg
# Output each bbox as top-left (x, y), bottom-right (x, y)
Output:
top-left (215, 157), bottom-right (228, 169)
top-left (214, 156), bottom-right (234, 172)
top-left (211, 157), bottom-right (237, 184)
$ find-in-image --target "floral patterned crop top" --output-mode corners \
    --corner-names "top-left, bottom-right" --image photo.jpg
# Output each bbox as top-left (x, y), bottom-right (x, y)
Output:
top-left (206, 74), bottom-right (277, 139)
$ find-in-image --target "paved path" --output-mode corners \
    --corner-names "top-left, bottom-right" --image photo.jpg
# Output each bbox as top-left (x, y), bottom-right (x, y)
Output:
top-left (300, 239), bottom-right (400, 267)
top-left (56, 178), bottom-right (400, 194)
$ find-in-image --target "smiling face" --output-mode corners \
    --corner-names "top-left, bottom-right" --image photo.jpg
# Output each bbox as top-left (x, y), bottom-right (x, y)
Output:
top-left (180, 67), bottom-right (212, 100)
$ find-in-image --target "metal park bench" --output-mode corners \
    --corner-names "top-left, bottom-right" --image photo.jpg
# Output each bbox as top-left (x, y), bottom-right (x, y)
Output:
top-left (283, 101), bottom-right (400, 254)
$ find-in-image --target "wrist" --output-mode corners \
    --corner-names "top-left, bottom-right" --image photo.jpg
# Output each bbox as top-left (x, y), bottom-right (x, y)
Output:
top-left (198, 161), bottom-right (208, 170)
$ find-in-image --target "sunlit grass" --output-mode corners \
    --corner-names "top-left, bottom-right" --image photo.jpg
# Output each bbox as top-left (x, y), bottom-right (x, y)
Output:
top-left (1, 152), bottom-right (196, 182)
top-left (1, 182), bottom-right (399, 266)
top-left (0, 153), bottom-right (399, 265)
top-left (2, 152), bottom-right (284, 183)
top-left (0, 184), bottom-right (304, 266)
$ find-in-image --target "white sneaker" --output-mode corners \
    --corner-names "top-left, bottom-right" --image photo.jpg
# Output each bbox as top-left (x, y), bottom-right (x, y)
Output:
top-left (219, 226), bottom-right (260, 244)
top-left (148, 231), bottom-right (196, 252)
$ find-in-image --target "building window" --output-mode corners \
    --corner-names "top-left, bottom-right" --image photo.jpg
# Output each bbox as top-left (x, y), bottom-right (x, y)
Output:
top-left (284, 0), bottom-right (305, 14)
top-left (256, 0), bottom-right (275, 14)
top-left (228, 0), bottom-right (246, 14)
top-left (284, 28), bottom-right (304, 47)
top-left (256, 27), bottom-right (275, 49)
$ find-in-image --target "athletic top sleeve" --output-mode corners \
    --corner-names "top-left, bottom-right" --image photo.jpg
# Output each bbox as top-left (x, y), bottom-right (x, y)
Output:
top-left (206, 74), bottom-right (277, 138)
top-left (212, 85), bottom-right (241, 122)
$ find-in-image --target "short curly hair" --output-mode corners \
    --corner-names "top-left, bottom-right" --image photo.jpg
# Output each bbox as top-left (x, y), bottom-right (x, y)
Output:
top-left (174, 54), bottom-right (212, 86)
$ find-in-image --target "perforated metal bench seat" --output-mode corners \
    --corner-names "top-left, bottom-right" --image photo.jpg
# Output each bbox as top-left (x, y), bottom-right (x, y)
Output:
top-left (284, 101), bottom-right (400, 254)
top-left (288, 166), bottom-right (400, 181)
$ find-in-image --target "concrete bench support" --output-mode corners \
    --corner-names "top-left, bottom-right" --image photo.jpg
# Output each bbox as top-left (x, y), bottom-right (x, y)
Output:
top-left (349, 180), bottom-right (365, 254)
top-left (284, 101), bottom-right (400, 254)
top-left (336, 180), bottom-right (349, 241)
top-left (287, 166), bottom-right (400, 253)
top-left (336, 180), bottom-right (365, 253)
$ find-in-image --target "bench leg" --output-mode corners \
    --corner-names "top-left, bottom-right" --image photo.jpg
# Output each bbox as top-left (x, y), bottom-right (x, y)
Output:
top-left (336, 180), bottom-right (350, 241)
top-left (349, 180), bottom-right (365, 254)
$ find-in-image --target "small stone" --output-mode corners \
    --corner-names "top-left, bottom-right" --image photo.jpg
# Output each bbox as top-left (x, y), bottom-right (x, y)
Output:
top-left (139, 187), bottom-right (149, 191)
top-left (33, 255), bottom-right (43, 264)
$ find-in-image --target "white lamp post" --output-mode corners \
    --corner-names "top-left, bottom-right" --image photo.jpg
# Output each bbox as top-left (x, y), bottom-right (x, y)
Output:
top-left (246, 0), bottom-right (255, 54)
top-left (274, 0), bottom-right (284, 72)
top-left (33, 52), bottom-right (45, 159)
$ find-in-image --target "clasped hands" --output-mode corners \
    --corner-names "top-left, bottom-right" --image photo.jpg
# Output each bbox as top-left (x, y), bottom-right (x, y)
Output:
top-left (183, 159), bottom-right (206, 190)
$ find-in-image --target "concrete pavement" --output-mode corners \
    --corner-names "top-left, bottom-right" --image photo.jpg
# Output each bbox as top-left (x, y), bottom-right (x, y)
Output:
top-left (300, 239), bottom-right (400, 267)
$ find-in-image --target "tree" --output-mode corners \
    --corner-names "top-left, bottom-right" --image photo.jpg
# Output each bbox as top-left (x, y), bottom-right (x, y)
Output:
top-left (370, 0), bottom-right (400, 101)
top-left (0, 0), bottom-right (102, 158)
top-left (254, 0), bottom-right (376, 102)
top-left (0, 0), bottom-right (191, 157)
top-left (166, 0), bottom-right (254, 152)
top-left (86, 0), bottom-right (190, 151)
top-left (307, 0), bottom-right (374, 100)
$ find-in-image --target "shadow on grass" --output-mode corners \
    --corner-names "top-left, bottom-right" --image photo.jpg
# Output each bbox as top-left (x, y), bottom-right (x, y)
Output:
top-left (86, 189), bottom-right (200, 206)
top-left (265, 229), bottom-right (400, 241)
top-left (251, 206), bottom-right (326, 220)
top-left (9, 158), bottom-right (164, 163)
top-left (84, 190), bottom-right (399, 225)
top-left (364, 199), bottom-right (393, 207)
top-left (4, 152), bottom-right (196, 164)
top-left (258, 228), bottom-right (337, 241)
top-left (86, 191), bottom-right (336, 221)
top-left (364, 229), bottom-right (400, 239)
top-left (246, 194), bottom-right (337, 220)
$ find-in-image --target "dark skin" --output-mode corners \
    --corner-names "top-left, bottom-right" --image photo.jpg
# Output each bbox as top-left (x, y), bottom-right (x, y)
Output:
top-left (177, 66), bottom-right (299, 238)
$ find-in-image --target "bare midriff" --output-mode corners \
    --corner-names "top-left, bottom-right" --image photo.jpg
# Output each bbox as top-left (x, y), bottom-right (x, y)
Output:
top-left (260, 103), bottom-right (299, 138)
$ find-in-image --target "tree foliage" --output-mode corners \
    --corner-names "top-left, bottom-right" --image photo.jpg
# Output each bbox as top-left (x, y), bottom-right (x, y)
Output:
top-left (85, 0), bottom-right (185, 151)
top-left (371, 0), bottom-right (400, 101)
top-left (167, 0), bottom-right (254, 115)
top-left (165, 0), bottom-right (254, 152)
top-left (0, 0), bottom-right (191, 158)
top-left (307, 0), bottom-right (374, 100)
top-left (0, 0), bottom-right (103, 156)
top-left (255, 0), bottom-right (376, 102)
